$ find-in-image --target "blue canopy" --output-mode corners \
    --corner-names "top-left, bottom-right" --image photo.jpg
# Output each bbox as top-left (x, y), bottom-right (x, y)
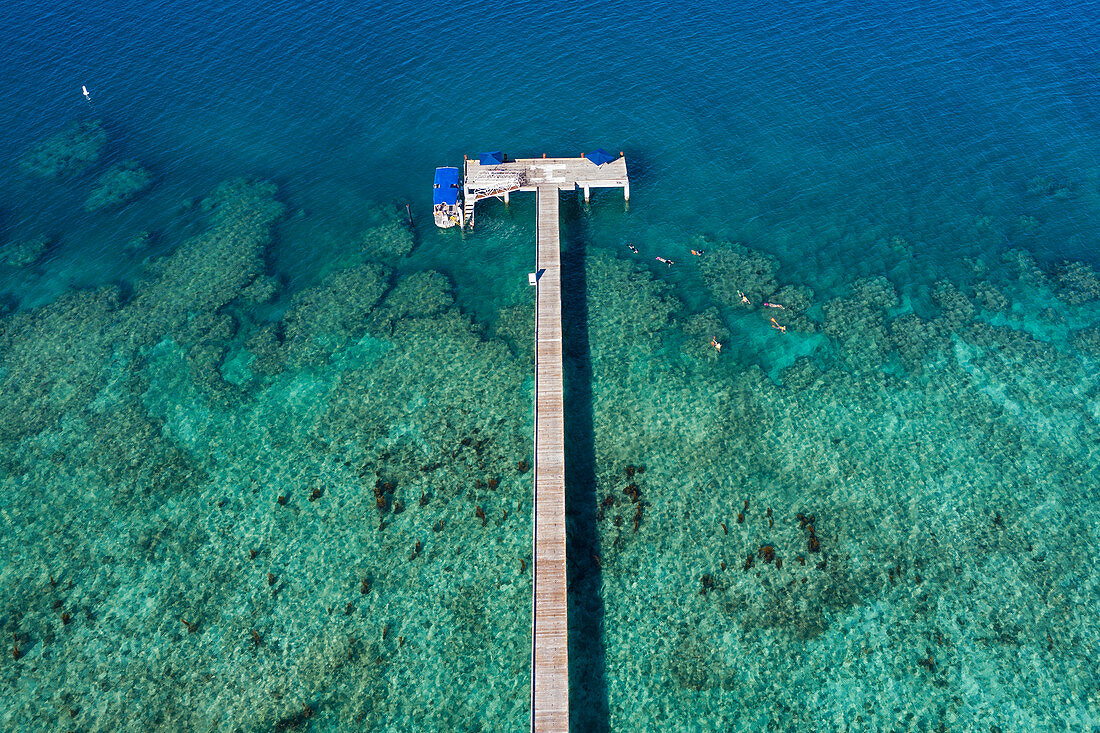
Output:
top-left (585, 148), bottom-right (616, 166)
top-left (433, 167), bottom-right (460, 206)
top-left (479, 151), bottom-right (505, 165)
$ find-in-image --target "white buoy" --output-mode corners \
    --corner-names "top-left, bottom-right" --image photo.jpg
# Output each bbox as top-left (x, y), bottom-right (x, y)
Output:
top-left (82, 85), bottom-right (90, 100)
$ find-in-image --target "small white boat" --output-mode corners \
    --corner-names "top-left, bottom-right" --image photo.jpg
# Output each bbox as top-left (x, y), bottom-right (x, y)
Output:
top-left (82, 85), bottom-right (90, 100)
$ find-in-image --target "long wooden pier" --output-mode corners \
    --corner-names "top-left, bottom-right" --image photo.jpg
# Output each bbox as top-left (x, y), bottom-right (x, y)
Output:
top-left (456, 151), bottom-right (628, 733)
top-left (532, 184), bottom-right (569, 733)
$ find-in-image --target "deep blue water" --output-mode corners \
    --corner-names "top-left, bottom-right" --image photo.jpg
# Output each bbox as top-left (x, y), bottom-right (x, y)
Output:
top-left (3, 0), bottom-right (1098, 296)
top-left (2, 0), bottom-right (1100, 730)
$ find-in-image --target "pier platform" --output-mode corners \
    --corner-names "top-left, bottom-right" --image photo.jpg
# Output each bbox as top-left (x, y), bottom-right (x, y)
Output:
top-left (463, 154), bottom-right (628, 227)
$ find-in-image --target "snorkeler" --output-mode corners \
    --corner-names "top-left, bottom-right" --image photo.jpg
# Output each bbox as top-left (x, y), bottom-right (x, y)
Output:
top-left (770, 317), bottom-right (787, 333)
top-left (711, 337), bottom-right (722, 352)
top-left (627, 243), bottom-right (639, 253)
top-left (655, 256), bottom-right (674, 267)
top-left (763, 302), bottom-right (786, 309)
top-left (691, 249), bottom-right (705, 256)
top-left (737, 290), bottom-right (751, 305)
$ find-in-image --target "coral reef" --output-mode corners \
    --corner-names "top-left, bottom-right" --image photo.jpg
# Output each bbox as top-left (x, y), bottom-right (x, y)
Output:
top-left (931, 280), bottom-right (975, 331)
top-left (128, 177), bottom-right (285, 345)
top-left (1072, 325), bottom-right (1100, 356)
top-left (1000, 248), bottom-right (1048, 287)
top-left (374, 269), bottom-right (453, 324)
top-left (822, 276), bottom-right (899, 369)
top-left (122, 229), bottom-right (154, 253)
top-left (586, 251), bottom-right (676, 361)
top-left (278, 262), bottom-right (391, 366)
top-left (238, 274), bottom-right (280, 305)
top-left (491, 302), bottom-right (535, 360)
top-left (767, 283), bottom-right (819, 332)
top-left (1052, 260), bottom-right (1100, 304)
top-left (779, 355), bottom-right (824, 390)
top-left (696, 239), bottom-right (780, 306)
top-left (572, 241), bottom-right (1100, 731)
top-left (0, 286), bottom-right (121, 441)
top-left (0, 203), bottom-right (534, 730)
top-left (83, 160), bottom-right (153, 211)
top-left (18, 120), bottom-right (107, 178)
top-left (0, 177), bottom-right (284, 437)
top-left (889, 313), bottom-right (944, 370)
top-left (1026, 174), bottom-right (1073, 199)
top-left (679, 307), bottom-right (729, 360)
top-left (0, 180), bottom-right (1096, 731)
top-left (973, 281), bottom-right (1009, 312)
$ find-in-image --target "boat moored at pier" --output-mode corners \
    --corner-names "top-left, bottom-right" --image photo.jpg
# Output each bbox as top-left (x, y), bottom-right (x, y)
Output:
top-left (433, 166), bottom-right (463, 228)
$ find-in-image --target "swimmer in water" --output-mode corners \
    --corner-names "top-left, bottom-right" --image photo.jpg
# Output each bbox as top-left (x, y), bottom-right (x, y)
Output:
top-left (691, 249), bottom-right (705, 256)
top-left (737, 290), bottom-right (751, 305)
top-left (770, 317), bottom-right (787, 333)
top-left (711, 337), bottom-right (722, 352)
top-left (763, 302), bottom-right (786, 309)
top-left (627, 243), bottom-right (639, 253)
top-left (655, 256), bottom-right (674, 267)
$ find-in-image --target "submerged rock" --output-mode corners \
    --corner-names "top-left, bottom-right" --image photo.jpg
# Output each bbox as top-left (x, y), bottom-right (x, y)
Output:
top-left (0, 235), bottom-right (50, 268)
top-left (359, 209), bottom-right (415, 263)
top-left (84, 160), bottom-right (153, 212)
top-left (19, 120), bottom-right (107, 178)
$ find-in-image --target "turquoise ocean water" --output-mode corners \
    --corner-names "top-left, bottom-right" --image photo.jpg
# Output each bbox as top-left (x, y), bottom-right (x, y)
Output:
top-left (2, 0), bottom-right (1099, 729)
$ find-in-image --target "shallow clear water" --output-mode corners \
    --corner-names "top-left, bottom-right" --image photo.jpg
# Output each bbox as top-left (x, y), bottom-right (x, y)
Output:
top-left (1, 0), bottom-right (1099, 730)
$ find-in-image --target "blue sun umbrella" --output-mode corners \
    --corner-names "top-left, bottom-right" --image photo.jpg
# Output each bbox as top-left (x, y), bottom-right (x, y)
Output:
top-left (479, 151), bottom-right (505, 165)
top-left (584, 148), bottom-right (616, 165)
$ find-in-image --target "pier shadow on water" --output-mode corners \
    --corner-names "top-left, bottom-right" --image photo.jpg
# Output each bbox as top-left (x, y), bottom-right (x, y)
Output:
top-left (560, 196), bottom-right (610, 733)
